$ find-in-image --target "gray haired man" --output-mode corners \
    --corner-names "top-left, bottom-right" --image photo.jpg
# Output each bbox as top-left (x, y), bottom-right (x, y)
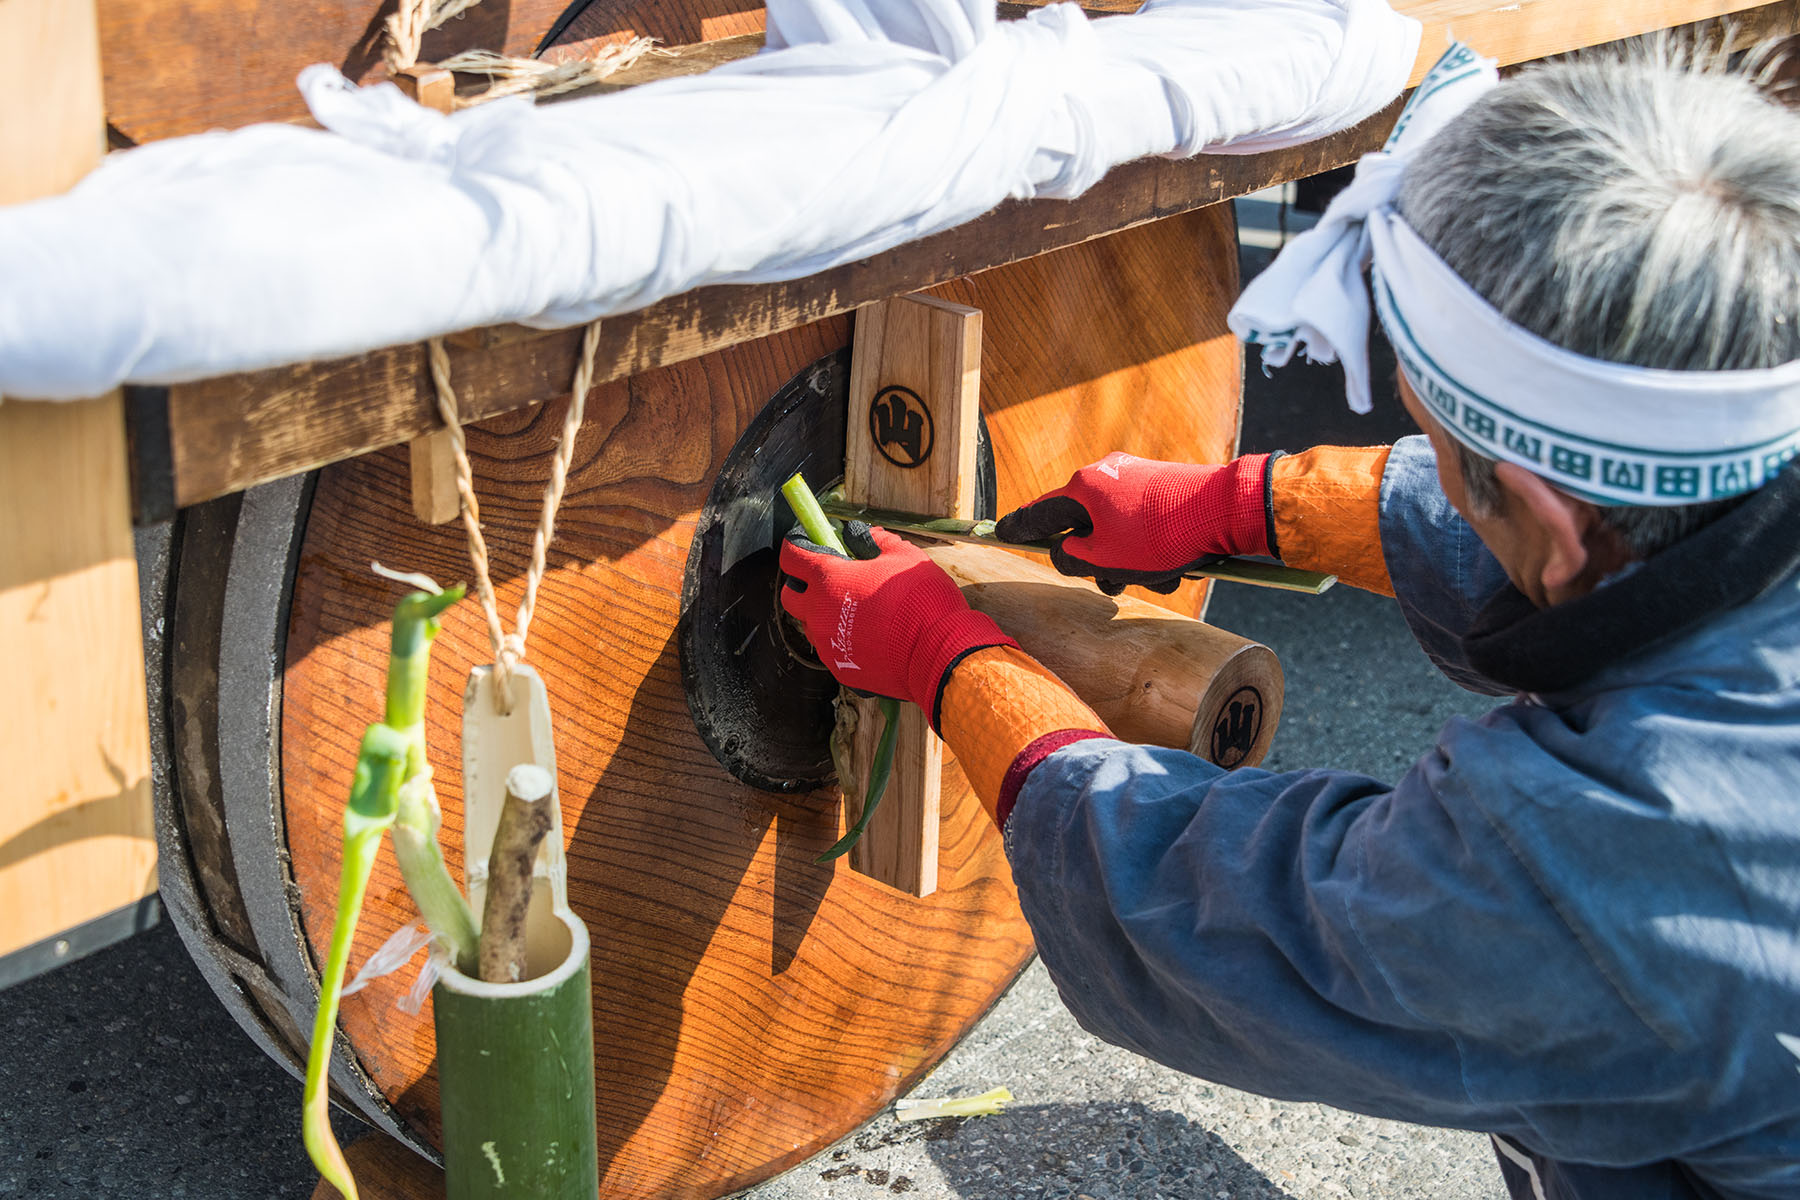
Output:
top-left (779, 41), bottom-right (1800, 1200)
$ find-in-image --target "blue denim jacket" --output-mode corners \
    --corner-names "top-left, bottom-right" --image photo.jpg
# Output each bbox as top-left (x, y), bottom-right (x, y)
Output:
top-left (1006, 437), bottom-right (1800, 1200)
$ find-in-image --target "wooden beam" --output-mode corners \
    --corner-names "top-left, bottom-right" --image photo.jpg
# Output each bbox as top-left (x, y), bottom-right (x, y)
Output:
top-left (1407, 0), bottom-right (1800, 81)
top-left (148, 0), bottom-right (1800, 507)
top-left (0, 0), bottom-right (156, 976)
top-left (164, 109), bottom-right (1388, 507)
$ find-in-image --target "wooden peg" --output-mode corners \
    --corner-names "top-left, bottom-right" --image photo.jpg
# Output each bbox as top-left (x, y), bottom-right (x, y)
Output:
top-left (392, 63), bottom-right (464, 525)
top-left (840, 294), bottom-right (982, 898)
top-left (392, 64), bottom-right (456, 113)
top-left (409, 428), bottom-right (462, 524)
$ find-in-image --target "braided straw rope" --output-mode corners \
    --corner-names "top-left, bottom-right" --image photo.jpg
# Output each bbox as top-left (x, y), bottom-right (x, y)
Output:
top-left (385, 0), bottom-right (628, 712)
top-left (384, 0), bottom-right (655, 105)
top-left (428, 323), bottom-right (604, 713)
top-left (383, 0), bottom-right (486, 74)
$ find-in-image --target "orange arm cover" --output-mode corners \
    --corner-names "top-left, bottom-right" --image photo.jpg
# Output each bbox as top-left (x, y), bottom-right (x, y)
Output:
top-left (937, 645), bottom-right (1111, 828)
top-left (1270, 444), bottom-right (1394, 596)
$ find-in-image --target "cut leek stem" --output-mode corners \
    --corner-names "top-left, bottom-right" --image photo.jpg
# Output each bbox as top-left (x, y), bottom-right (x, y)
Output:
top-left (302, 579), bottom-right (472, 1199)
top-left (780, 472), bottom-right (901, 864)
top-left (894, 1087), bottom-right (1015, 1121)
top-left (781, 471), bottom-right (849, 556)
top-left (302, 724), bottom-right (409, 1200)
top-left (393, 774), bottom-right (480, 973)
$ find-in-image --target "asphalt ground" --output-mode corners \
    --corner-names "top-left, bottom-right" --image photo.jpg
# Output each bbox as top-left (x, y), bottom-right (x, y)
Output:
top-left (1, 196), bottom-right (1509, 1199)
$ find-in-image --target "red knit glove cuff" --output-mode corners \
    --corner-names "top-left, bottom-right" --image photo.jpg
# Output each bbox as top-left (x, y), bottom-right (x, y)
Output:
top-left (1158, 452), bottom-right (1274, 561)
top-left (905, 609), bottom-right (1019, 729)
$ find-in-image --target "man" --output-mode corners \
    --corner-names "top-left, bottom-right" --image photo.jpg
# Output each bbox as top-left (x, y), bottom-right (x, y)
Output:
top-left (777, 43), bottom-right (1800, 1200)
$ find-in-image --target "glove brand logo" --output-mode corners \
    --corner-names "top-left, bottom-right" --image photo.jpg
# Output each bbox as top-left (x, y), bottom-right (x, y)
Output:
top-left (1209, 686), bottom-right (1263, 769)
top-left (870, 385), bottom-right (934, 469)
top-left (1097, 453), bottom-right (1133, 479)
top-left (831, 596), bottom-right (860, 672)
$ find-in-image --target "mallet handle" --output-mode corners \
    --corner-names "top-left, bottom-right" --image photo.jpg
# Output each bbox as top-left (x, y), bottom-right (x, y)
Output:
top-left (817, 500), bottom-right (1334, 594)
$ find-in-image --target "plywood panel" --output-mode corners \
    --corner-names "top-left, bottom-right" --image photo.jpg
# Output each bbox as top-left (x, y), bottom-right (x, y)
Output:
top-left (0, 0), bottom-right (156, 968)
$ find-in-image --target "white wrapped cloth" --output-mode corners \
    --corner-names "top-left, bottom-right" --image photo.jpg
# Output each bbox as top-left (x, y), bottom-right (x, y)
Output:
top-left (0, 0), bottom-right (1419, 400)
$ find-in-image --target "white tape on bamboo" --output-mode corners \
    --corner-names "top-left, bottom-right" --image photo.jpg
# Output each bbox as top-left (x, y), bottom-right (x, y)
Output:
top-left (427, 323), bottom-right (603, 713)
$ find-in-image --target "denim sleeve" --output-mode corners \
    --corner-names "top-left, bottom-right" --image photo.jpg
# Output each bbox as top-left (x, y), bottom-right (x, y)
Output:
top-left (1004, 733), bottom-right (1674, 1151)
top-left (1378, 436), bottom-right (1514, 695)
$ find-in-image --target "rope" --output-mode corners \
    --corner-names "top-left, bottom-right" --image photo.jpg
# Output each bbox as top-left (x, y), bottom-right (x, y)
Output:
top-left (427, 323), bottom-right (604, 713)
top-left (382, 0), bottom-right (630, 712)
top-left (437, 43), bottom-right (656, 107)
top-left (384, 0), bottom-right (654, 105)
top-left (384, 0), bottom-right (475, 74)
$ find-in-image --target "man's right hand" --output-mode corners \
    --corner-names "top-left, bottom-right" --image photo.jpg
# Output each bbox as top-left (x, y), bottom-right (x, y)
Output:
top-left (994, 452), bottom-right (1275, 595)
top-left (778, 521), bottom-right (1017, 727)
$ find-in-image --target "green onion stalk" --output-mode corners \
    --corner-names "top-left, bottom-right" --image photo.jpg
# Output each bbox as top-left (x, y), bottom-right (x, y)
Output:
top-left (780, 473), bottom-right (900, 864)
top-left (303, 577), bottom-right (479, 1200)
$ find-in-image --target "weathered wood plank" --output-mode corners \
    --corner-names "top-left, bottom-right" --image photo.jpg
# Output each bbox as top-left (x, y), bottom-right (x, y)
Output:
top-left (1407, 0), bottom-right (1800, 80)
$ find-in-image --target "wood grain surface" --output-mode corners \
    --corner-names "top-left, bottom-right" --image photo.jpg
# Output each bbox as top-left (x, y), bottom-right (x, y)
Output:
top-left (279, 208), bottom-right (1240, 1198)
top-left (160, 109), bottom-right (1374, 508)
top-left (841, 296), bottom-right (984, 898)
top-left (924, 542), bottom-right (1284, 768)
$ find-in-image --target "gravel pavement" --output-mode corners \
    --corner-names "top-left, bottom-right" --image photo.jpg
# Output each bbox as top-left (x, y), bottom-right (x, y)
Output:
top-left (2, 197), bottom-right (1513, 1199)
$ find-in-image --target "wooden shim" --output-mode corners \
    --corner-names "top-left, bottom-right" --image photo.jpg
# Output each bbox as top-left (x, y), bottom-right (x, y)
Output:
top-left (0, 0), bottom-right (156, 970)
top-left (393, 65), bottom-right (456, 111)
top-left (839, 296), bottom-right (981, 897)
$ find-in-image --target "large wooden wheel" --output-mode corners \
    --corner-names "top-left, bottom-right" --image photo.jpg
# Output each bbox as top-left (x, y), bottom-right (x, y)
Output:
top-left (164, 204), bottom-right (1241, 1199)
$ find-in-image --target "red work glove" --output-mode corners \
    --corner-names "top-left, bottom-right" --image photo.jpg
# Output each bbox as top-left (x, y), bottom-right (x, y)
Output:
top-left (779, 522), bottom-right (1018, 728)
top-left (994, 451), bottom-right (1276, 595)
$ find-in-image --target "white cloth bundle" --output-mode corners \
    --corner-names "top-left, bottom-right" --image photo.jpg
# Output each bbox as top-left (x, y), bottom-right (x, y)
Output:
top-left (0, 0), bottom-right (1419, 400)
top-left (1230, 43), bottom-right (1800, 506)
top-left (1228, 41), bottom-right (1495, 413)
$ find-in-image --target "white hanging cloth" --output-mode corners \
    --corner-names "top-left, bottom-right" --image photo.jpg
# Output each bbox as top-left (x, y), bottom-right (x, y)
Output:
top-left (0, 0), bottom-right (1419, 400)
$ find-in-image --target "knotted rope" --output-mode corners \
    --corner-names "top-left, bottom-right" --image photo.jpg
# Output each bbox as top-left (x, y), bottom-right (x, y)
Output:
top-left (427, 323), bottom-right (605, 713)
top-left (384, 0), bottom-right (653, 106)
top-left (383, 0), bottom-right (629, 711)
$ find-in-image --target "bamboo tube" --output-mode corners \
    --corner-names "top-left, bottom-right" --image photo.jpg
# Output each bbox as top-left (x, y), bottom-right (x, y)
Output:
top-left (435, 907), bottom-right (598, 1200)
top-left (921, 542), bottom-right (1284, 769)
top-left (478, 764), bottom-right (555, 984)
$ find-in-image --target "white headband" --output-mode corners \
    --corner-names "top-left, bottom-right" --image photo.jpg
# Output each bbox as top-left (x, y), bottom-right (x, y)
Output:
top-left (1227, 43), bottom-right (1800, 507)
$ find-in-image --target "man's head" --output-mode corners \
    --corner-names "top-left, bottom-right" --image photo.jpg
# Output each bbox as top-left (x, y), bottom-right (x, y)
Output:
top-left (1394, 44), bottom-right (1800, 604)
